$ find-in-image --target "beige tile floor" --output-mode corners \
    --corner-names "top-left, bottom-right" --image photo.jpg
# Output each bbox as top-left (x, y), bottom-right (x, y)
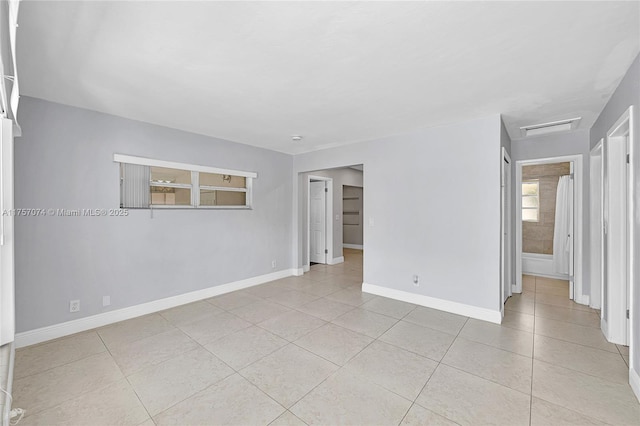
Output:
top-left (11, 251), bottom-right (640, 425)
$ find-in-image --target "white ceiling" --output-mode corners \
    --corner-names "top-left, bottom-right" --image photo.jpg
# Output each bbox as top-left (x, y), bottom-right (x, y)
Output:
top-left (16, 1), bottom-right (640, 154)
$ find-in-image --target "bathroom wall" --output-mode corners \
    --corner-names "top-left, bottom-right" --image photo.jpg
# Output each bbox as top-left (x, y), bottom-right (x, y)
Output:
top-left (522, 162), bottom-right (570, 254)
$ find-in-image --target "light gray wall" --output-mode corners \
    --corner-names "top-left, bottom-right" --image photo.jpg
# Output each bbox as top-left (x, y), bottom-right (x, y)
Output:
top-left (298, 167), bottom-right (363, 264)
top-left (294, 115), bottom-right (503, 312)
top-left (590, 53), bottom-right (639, 372)
top-left (14, 97), bottom-right (293, 332)
top-left (511, 129), bottom-right (591, 297)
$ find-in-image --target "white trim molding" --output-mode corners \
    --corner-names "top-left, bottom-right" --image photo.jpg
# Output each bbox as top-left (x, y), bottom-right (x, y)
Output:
top-left (515, 155), bottom-right (584, 303)
top-left (114, 153), bottom-right (257, 178)
top-left (15, 268), bottom-right (297, 348)
top-left (343, 244), bottom-right (363, 250)
top-left (362, 283), bottom-right (502, 324)
top-left (328, 256), bottom-right (344, 265)
top-left (630, 368), bottom-right (640, 403)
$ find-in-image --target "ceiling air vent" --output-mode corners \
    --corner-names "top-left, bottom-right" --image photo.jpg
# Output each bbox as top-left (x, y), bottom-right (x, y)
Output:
top-left (520, 117), bottom-right (581, 137)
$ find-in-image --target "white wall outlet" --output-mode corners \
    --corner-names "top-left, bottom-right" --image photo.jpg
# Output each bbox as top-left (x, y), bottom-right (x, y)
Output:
top-left (103, 296), bottom-right (111, 307)
top-left (271, 260), bottom-right (277, 269)
top-left (336, 214), bottom-right (340, 221)
top-left (69, 299), bottom-right (80, 313)
top-left (413, 275), bottom-right (419, 286)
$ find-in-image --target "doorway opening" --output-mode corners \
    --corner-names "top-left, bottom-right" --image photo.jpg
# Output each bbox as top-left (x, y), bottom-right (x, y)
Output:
top-left (302, 165), bottom-right (364, 274)
top-left (601, 106), bottom-right (634, 347)
top-left (515, 155), bottom-right (584, 305)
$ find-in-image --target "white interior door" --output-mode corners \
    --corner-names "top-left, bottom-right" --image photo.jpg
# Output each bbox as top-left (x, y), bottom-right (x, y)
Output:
top-left (501, 150), bottom-right (512, 305)
top-left (310, 181), bottom-right (327, 264)
top-left (603, 133), bottom-right (629, 345)
top-left (0, 118), bottom-right (15, 346)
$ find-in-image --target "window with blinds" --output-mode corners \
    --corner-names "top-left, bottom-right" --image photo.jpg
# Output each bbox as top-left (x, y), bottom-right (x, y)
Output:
top-left (115, 154), bottom-right (256, 209)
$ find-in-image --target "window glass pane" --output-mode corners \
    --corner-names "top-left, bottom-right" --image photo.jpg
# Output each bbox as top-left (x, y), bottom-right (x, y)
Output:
top-left (151, 187), bottom-right (191, 205)
top-left (150, 167), bottom-right (191, 185)
top-left (522, 209), bottom-right (538, 222)
top-left (522, 182), bottom-right (538, 195)
top-left (200, 189), bottom-right (217, 206)
top-left (200, 189), bottom-right (246, 206)
top-left (200, 172), bottom-right (245, 188)
top-left (522, 196), bottom-right (539, 208)
top-left (217, 191), bottom-right (246, 206)
top-left (200, 189), bottom-right (247, 206)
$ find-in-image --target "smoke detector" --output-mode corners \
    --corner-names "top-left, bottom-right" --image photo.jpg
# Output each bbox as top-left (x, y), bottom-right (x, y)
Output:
top-left (520, 117), bottom-right (581, 137)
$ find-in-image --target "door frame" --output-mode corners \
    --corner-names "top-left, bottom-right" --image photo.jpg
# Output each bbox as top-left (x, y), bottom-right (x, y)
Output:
top-left (501, 147), bottom-right (512, 316)
top-left (603, 105), bottom-right (634, 348)
top-left (514, 154), bottom-right (584, 304)
top-left (306, 175), bottom-right (333, 271)
top-left (589, 139), bottom-right (604, 310)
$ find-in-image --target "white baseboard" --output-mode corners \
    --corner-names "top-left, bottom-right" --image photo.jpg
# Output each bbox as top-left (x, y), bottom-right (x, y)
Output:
top-left (328, 256), bottom-right (344, 265)
top-left (15, 268), bottom-right (297, 348)
top-left (362, 283), bottom-right (502, 324)
top-left (303, 264), bottom-right (310, 273)
top-left (292, 268), bottom-right (304, 276)
top-left (630, 368), bottom-right (640, 403)
top-left (343, 244), bottom-right (363, 250)
top-left (575, 294), bottom-right (590, 306)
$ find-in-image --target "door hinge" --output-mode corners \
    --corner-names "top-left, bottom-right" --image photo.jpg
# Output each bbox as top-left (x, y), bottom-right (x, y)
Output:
top-left (324, 249), bottom-right (328, 254)
top-left (325, 188), bottom-right (328, 192)
top-left (627, 154), bottom-right (630, 164)
top-left (627, 309), bottom-right (630, 319)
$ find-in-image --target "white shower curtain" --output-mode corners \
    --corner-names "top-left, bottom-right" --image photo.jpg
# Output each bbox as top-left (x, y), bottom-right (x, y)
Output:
top-left (552, 175), bottom-right (572, 275)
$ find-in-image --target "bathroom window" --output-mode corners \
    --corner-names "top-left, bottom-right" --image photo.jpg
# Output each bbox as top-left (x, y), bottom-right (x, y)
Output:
top-left (522, 180), bottom-right (539, 222)
top-left (116, 154), bottom-right (256, 209)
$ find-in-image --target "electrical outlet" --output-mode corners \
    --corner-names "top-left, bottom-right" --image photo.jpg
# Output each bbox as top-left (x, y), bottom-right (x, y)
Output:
top-left (69, 299), bottom-right (80, 313)
top-left (103, 295), bottom-right (111, 307)
top-left (413, 275), bottom-right (419, 286)
top-left (271, 260), bottom-right (277, 269)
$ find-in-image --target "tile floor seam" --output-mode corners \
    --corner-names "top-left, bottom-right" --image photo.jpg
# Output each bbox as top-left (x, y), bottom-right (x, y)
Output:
top-left (530, 395), bottom-right (617, 426)
top-left (408, 316), bottom-right (471, 425)
top-left (123, 373), bottom-right (155, 423)
top-left (529, 287), bottom-right (537, 426)
top-left (532, 328), bottom-right (618, 353)
top-left (533, 357), bottom-right (640, 396)
top-left (533, 332), bottom-right (630, 357)
top-left (12, 349), bottom-right (108, 380)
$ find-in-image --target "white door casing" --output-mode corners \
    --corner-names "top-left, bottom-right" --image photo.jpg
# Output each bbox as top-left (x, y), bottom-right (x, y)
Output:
top-left (515, 155), bottom-right (583, 303)
top-left (589, 140), bottom-right (603, 310)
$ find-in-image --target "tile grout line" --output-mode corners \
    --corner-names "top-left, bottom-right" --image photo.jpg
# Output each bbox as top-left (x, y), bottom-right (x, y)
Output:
top-left (397, 316), bottom-right (471, 426)
top-left (529, 276), bottom-right (538, 426)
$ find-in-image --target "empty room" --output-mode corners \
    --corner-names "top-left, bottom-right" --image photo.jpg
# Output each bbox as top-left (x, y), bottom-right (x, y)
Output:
top-left (0, 1), bottom-right (639, 425)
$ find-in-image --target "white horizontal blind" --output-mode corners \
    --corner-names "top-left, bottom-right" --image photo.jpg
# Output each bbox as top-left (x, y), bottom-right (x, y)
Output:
top-left (121, 163), bottom-right (150, 208)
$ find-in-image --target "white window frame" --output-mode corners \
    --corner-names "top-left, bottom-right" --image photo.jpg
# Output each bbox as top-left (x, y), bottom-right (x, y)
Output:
top-left (114, 154), bottom-right (257, 209)
top-left (522, 179), bottom-right (540, 222)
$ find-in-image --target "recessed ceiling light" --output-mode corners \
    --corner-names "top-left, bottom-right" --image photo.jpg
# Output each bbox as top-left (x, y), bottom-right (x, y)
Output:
top-left (520, 117), bottom-right (581, 137)
top-left (291, 135), bottom-right (303, 142)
